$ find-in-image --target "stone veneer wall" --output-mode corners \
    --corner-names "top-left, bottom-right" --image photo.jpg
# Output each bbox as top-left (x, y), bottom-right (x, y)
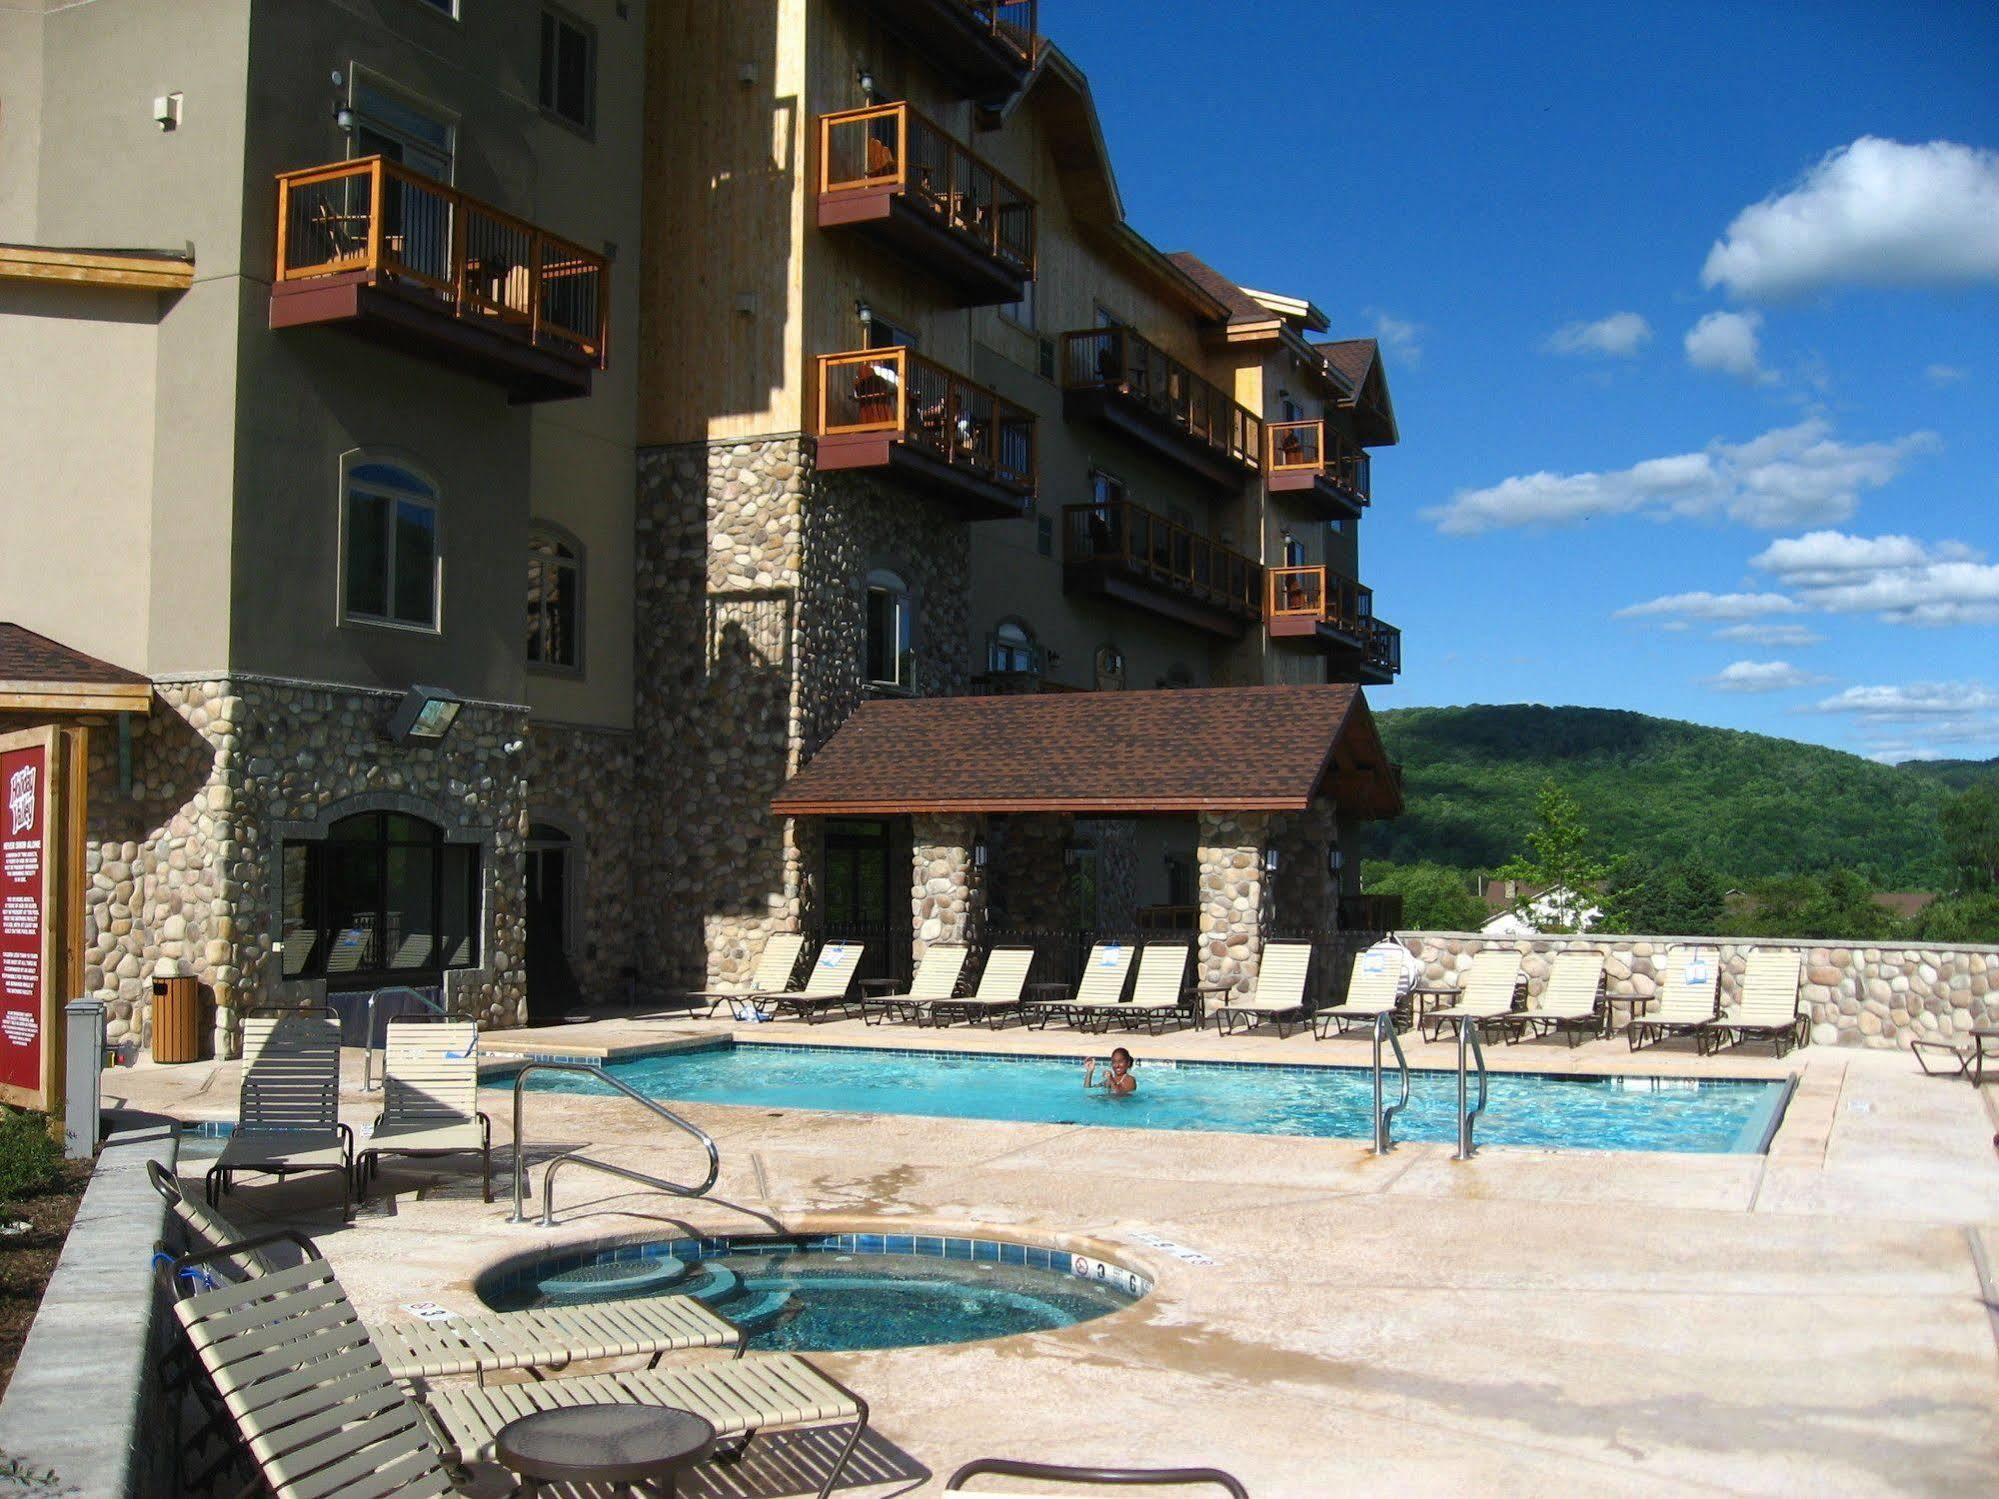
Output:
top-left (15, 678), bottom-right (530, 1057)
top-left (990, 813), bottom-right (1072, 928)
top-left (911, 813), bottom-right (980, 960)
top-left (634, 436), bottom-right (973, 996)
top-left (1197, 811), bottom-right (1269, 991)
top-left (1268, 798), bottom-right (1340, 933)
top-left (524, 721), bottom-right (637, 1001)
top-left (1403, 932), bottom-right (1998, 1049)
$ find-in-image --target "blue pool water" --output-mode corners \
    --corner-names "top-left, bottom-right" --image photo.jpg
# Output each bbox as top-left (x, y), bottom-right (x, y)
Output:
top-left (514, 1042), bottom-right (1791, 1154)
top-left (478, 1232), bottom-right (1145, 1352)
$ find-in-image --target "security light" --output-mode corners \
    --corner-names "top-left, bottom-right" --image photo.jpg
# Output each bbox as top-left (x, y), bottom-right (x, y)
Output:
top-left (386, 685), bottom-right (463, 747)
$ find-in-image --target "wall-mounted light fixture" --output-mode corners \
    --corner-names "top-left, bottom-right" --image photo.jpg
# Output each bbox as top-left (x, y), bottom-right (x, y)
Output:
top-left (1261, 848), bottom-right (1281, 874)
top-left (855, 300), bottom-right (873, 334)
top-left (334, 103), bottom-right (356, 133)
top-left (1328, 847), bottom-right (1346, 876)
top-left (386, 684), bottom-right (463, 747)
top-left (972, 837), bottom-right (989, 869)
top-left (856, 67), bottom-right (878, 102)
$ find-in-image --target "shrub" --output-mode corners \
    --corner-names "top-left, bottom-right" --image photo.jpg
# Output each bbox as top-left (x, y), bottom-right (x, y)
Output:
top-left (0, 1109), bottom-right (64, 1204)
top-left (1910, 894), bottom-right (1999, 945)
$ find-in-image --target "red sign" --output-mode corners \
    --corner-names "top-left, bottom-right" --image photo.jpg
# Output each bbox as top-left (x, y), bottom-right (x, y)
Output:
top-left (0, 743), bottom-right (47, 1097)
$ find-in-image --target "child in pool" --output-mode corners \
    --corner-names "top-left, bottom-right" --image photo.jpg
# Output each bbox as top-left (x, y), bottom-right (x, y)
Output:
top-left (1084, 1047), bottom-right (1137, 1096)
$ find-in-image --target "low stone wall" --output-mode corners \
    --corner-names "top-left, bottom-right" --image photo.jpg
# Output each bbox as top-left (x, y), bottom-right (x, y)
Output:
top-left (1403, 931), bottom-right (1998, 1049)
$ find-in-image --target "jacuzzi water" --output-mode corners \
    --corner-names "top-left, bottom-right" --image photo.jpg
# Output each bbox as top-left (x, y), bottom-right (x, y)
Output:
top-left (511, 1041), bottom-right (1791, 1153)
top-left (478, 1233), bottom-right (1146, 1353)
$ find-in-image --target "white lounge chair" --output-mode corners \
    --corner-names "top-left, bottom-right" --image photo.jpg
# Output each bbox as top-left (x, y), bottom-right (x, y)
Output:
top-left (925, 947), bottom-right (1035, 1028)
top-left (1514, 950), bottom-right (1607, 1047)
top-left (860, 944), bottom-right (971, 1024)
top-left (947, 1458), bottom-right (1248, 1496)
top-left (1701, 948), bottom-right (1806, 1055)
top-left (1313, 945), bottom-right (1408, 1038)
top-left (1212, 942), bottom-right (1312, 1038)
top-left (766, 940), bottom-right (867, 1023)
top-left (1420, 950), bottom-right (1524, 1041)
top-left (1118, 943), bottom-right (1195, 1034)
top-left (1029, 942), bottom-right (1135, 1029)
top-left (1629, 946), bottom-right (1722, 1051)
top-left (359, 1020), bottom-right (492, 1202)
top-left (207, 1012), bottom-right (354, 1220)
top-left (690, 932), bottom-right (808, 1017)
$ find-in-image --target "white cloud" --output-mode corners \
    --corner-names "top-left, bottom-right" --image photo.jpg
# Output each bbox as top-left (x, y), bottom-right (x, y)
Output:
top-left (1926, 363), bottom-right (1968, 386)
top-left (1616, 592), bottom-right (1802, 622)
top-left (1684, 310), bottom-right (1775, 384)
top-left (1752, 529), bottom-right (1999, 626)
top-left (1702, 138), bottom-right (1999, 300)
top-left (1714, 622), bottom-right (1825, 647)
top-left (1812, 682), bottom-right (1999, 719)
top-left (1703, 660), bottom-right (1832, 694)
top-left (1546, 312), bottom-right (1652, 358)
top-left (1366, 307), bottom-right (1422, 366)
top-left (1427, 418), bottom-right (1933, 535)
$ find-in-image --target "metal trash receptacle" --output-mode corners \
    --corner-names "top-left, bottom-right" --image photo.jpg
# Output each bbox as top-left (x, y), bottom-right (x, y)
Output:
top-left (151, 975), bottom-right (201, 1063)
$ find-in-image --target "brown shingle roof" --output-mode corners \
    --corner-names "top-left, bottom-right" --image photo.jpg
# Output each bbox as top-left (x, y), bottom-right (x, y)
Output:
top-left (1164, 252), bottom-right (1271, 325)
top-left (772, 685), bottom-right (1400, 816)
top-left (1316, 338), bottom-right (1378, 390)
top-left (0, 623), bottom-right (151, 711)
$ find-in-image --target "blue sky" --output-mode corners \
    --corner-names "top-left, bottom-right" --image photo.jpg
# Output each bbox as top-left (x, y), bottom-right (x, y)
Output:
top-left (1054, 0), bottom-right (1999, 763)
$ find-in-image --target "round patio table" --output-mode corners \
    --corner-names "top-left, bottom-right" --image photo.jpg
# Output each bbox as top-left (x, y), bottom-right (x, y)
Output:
top-left (495, 1405), bottom-right (716, 1497)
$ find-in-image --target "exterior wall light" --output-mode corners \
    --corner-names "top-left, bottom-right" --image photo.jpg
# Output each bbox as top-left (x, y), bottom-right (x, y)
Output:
top-left (386, 685), bottom-right (463, 746)
top-left (1328, 848), bottom-right (1345, 875)
top-left (972, 837), bottom-right (988, 869)
top-left (1261, 848), bottom-right (1280, 874)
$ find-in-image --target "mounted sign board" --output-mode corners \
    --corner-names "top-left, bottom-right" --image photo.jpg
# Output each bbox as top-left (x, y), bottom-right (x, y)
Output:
top-left (0, 726), bottom-right (85, 1114)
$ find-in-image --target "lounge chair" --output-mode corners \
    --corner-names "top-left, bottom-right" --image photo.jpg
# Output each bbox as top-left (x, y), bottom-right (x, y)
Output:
top-left (766, 941), bottom-right (867, 1023)
top-left (689, 932), bottom-right (808, 1017)
top-left (1313, 945), bottom-right (1409, 1038)
top-left (925, 946), bottom-right (1035, 1028)
top-left (860, 944), bottom-right (971, 1025)
top-left (947, 1458), bottom-right (1248, 1496)
top-left (207, 1012), bottom-right (354, 1220)
top-left (1029, 942), bottom-right (1135, 1029)
top-left (1702, 948), bottom-right (1806, 1056)
top-left (166, 1235), bottom-right (867, 1499)
top-left (1062, 943), bottom-right (1190, 1034)
top-left (358, 1020), bottom-right (492, 1202)
top-left (1419, 950), bottom-right (1525, 1042)
top-left (151, 1182), bottom-right (739, 1386)
top-left (1629, 946), bottom-right (1721, 1051)
top-left (1211, 942), bottom-right (1312, 1038)
top-left (1514, 951), bottom-right (1607, 1047)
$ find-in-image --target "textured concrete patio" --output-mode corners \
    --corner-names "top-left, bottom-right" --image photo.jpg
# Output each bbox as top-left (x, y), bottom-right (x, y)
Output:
top-left (114, 1016), bottom-right (1999, 1497)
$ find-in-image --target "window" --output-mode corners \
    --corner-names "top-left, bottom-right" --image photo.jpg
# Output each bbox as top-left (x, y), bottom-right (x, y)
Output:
top-left (1282, 533), bottom-right (1308, 567)
top-left (1089, 469), bottom-right (1126, 509)
top-left (539, 7), bottom-right (596, 132)
top-left (1036, 336), bottom-right (1056, 381)
top-left (281, 813), bottom-right (480, 983)
top-left (1001, 278), bottom-right (1036, 332)
top-left (865, 569), bottom-right (913, 689)
top-left (1281, 396), bottom-right (1303, 423)
top-left (864, 314), bottom-right (916, 350)
top-left (989, 619), bottom-right (1039, 674)
top-left (1094, 304), bottom-right (1124, 329)
top-left (526, 524), bottom-right (583, 671)
top-left (351, 75), bottom-right (454, 180)
top-left (412, 0), bottom-right (458, 16)
top-left (343, 459), bottom-right (440, 631)
top-left (1036, 515), bottom-right (1054, 556)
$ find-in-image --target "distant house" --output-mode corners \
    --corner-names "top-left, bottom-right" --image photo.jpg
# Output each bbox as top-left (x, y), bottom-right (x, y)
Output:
top-left (1480, 879), bottom-right (1604, 936)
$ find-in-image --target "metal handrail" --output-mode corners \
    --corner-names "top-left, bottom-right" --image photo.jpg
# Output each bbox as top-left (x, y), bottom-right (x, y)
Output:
top-left (361, 986), bottom-right (454, 1093)
top-left (1371, 1010), bottom-right (1412, 1154)
top-left (1456, 1017), bottom-right (1490, 1160)
top-left (508, 1063), bottom-right (719, 1227)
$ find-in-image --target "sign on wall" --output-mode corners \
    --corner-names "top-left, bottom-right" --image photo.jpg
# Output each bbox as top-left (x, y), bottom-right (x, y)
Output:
top-left (0, 726), bottom-right (81, 1114)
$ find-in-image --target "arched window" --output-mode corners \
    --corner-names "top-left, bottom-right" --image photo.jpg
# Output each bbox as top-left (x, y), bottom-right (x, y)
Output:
top-left (527, 523), bottom-right (583, 671)
top-left (280, 812), bottom-right (480, 984)
top-left (865, 568), bottom-right (913, 689)
top-left (989, 618), bottom-right (1038, 674)
top-left (342, 457), bottom-right (439, 630)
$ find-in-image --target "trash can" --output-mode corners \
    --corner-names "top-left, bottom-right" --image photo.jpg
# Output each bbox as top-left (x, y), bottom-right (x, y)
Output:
top-left (151, 975), bottom-right (201, 1063)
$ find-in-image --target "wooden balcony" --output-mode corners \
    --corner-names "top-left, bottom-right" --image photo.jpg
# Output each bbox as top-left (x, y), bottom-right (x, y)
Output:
top-left (1267, 420), bottom-right (1370, 518)
top-left (848, 1), bottom-right (1037, 101)
top-left (1266, 566), bottom-right (1401, 682)
top-left (815, 347), bottom-right (1036, 519)
top-left (1062, 499), bottom-right (1261, 637)
top-left (268, 157), bottom-right (608, 403)
top-left (1062, 328), bottom-right (1263, 491)
top-left (816, 103), bottom-right (1035, 307)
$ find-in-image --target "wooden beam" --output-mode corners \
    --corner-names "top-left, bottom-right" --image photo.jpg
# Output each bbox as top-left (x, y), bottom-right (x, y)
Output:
top-left (0, 245), bottom-right (193, 291)
top-left (0, 683), bottom-right (153, 715)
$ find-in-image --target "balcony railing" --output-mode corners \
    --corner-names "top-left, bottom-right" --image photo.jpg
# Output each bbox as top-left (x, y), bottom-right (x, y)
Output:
top-left (1063, 499), bottom-right (1261, 619)
top-left (818, 102), bottom-right (1035, 275)
top-left (972, 1), bottom-right (1038, 65)
top-left (816, 346), bottom-right (1036, 493)
top-left (274, 157), bottom-right (609, 366)
top-left (1062, 327), bottom-right (1263, 474)
top-left (1268, 419), bottom-right (1371, 502)
top-left (1266, 565), bottom-right (1374, 637)
top-left (1367, 619), bottom-right (1402, 676)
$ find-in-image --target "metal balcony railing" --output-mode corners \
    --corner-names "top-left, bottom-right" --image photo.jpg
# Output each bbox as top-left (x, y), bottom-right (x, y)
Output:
top-left (1061, 327), bottom-right (1263, 472)
top-left (1265, 565), bottom-right (1375, 637)
top-left (1268, 419), bottom-right (1370, 502)
top-left (816, 346), bottom-right (1037, 493)
top-left (1063, 499), bottom-right (1261, 619)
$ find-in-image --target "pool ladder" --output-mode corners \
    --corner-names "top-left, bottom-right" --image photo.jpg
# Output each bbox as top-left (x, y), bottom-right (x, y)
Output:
top-left (1370, 1011), bottom-right (1411, 1154)
top-left (508, 1063), bottom-right (720, 1227)
top-left (1456, 1018), bottom-right (1490, 1160)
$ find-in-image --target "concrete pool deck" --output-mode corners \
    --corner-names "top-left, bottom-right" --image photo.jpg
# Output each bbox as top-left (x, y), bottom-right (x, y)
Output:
top-left (113, 1016), bottom-right (1999, 1496)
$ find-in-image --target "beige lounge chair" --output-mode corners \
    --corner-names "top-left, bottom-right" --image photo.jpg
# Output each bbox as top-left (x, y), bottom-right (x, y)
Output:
top-left (691, 932), bottom-right (808, 1017)
top-left (1629, 946), bottom-right (1722, 1051)
top-left (1212, 942), bottom-right (1311, 1038)
top-left (1514, 950), bottom-right (1607, 1047)
top-left (1062, 942), bottom-right (1190, 1035)
top-left (166, 1239), bottom-right (866, 1499)
top-left (1419, 949), bottom-right (1524, 1041)
top-left (1702, 948), bottom-right (1806, 1055)
top-left (207, 1012), bottom-right (354, 1220)
top-left (947, 1458), bottom-right (1248, 1496)
top-left (860, 944), bottom-right (971, 1024)
top-left (925, 946), bottom-right (1035, 1028)
top-left (1029, 941), bottom-right (1135, 1028)
top-left (766, 940), bottom-right (867, 1023)
top-left (359, 1020), bottom-right (491, 1202)
top-left (1313, 945), bottom-right (1409, 1038)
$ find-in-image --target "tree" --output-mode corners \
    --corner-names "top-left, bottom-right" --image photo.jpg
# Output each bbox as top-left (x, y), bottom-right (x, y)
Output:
top-left (1910, 893), bottom-right (1999, 944)
top-left (1722, 870), bottom-right (1905, 942)
top-left (1942, 784), bottom-right (1999, 893)
top-left (1494, 780), bottom-right (1608, 934)
top-left (1362, 861), bottom-right (1486, 931)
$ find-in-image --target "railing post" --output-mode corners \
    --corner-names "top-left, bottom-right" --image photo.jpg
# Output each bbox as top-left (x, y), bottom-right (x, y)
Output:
top-left (367, 160), bottom-right (386, 274)
top-left (528, 234), bottom-right (543, 345)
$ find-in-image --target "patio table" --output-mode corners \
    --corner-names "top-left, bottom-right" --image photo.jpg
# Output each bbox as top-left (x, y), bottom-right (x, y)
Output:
top-left (496, 1404), bottom-right (716, 1497)
top-left (1604, 992), bottom-right (1652, 1038)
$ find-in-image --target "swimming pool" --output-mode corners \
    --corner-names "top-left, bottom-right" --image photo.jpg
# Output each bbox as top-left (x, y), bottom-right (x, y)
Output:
top-left (477, 1232), bottom-right (1147, 1353)
top-left (511, 1042), bottom-right (1792, 1154)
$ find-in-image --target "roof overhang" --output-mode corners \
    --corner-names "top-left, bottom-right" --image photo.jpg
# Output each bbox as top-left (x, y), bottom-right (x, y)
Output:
top-left (0, 680), bottom-right (153, 715)
top-left (0, 624), bottom-right (152, 715)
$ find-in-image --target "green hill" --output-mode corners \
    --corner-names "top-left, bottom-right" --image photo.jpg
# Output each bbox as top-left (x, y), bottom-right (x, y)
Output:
top-left (1361, 704), bottom-right (1957, 888)
top-left (1893, 757), bottom-right (1999, 793)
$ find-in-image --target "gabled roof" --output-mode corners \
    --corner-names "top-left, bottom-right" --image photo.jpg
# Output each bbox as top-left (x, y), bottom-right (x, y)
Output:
top-left (0, 624), bottom-right (151, 713)
top-left (1165, 252), bottom-right (1272, 326)
top-left (1313, 337), bottom-right (1400, 447)
top-left (772, 685), bottom-right (1401, 818)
